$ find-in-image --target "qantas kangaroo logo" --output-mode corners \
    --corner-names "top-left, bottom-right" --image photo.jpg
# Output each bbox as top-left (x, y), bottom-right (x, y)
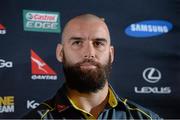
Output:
top-left (31, 49), bottom-right (56, 75)
top-left (31, 57), bottom-right (47, 73)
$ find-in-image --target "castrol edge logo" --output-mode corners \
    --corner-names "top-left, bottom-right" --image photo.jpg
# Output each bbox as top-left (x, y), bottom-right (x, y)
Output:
top-left (23, 10), bottom-right (60, 33)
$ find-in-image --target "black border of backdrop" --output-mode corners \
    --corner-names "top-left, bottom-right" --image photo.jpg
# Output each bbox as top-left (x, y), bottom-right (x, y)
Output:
top-left (0, 0), bottom-right (180, 118)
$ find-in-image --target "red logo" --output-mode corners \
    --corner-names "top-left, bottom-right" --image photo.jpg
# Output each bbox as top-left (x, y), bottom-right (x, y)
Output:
top-left (31, 49), bottom-right (57, 80)
top-left (31, 49), bottom-right (56, 75)
top-left (56, 104), bottom-right (69, 112)
top-left (0, 24), bottom-right (6, 34)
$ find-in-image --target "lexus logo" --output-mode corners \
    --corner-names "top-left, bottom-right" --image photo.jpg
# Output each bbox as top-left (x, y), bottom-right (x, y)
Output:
top-left (143, 67), bottom-right (161, 83)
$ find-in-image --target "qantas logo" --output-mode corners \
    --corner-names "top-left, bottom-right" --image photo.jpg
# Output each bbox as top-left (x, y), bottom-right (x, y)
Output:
top-left (31, 49), bottom-right (55, 74)
top-left (31, 57), bottom-right (48, 73)
top-left (0, 24), bottom-right (6, 34)
top-left (31, 49), bottom-right (57, 80)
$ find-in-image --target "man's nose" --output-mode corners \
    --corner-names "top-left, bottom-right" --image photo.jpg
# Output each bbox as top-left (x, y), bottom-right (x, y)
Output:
top-left (83, 42), bottom-right (95, 59)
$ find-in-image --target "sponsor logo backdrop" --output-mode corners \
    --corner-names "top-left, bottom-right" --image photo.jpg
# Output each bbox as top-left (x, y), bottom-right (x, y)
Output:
top-left (0, 0), bottom-right (180, 118)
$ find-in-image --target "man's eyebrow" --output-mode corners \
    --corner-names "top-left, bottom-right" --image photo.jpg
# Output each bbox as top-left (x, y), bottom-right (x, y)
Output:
top-left (94, 38), bottom-right (107, 42)
top-left (69, 37), bottom-right (84, 41)
top-left (68, 37), bottom-right (108, 43)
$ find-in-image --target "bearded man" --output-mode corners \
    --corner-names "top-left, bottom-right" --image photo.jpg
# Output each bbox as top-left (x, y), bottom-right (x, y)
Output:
top-left (22, 14), bottom-right (161, 119)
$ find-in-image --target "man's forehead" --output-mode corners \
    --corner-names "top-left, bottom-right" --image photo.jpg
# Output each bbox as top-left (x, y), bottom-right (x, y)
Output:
top-left (67, 14), bottom-right (104, 24)
top-left (65, 15), bottom-right (106, 31)
top-left (61, 14), bottom-right (110, 43)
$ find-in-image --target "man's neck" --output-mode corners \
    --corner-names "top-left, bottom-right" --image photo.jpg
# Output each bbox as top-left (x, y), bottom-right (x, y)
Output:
top-left (66, 81), bottom-right (109, 118)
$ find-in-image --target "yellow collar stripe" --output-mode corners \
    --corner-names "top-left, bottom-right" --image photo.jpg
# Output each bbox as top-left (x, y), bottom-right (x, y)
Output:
top-left (108, 87), bottom-right (118, 108)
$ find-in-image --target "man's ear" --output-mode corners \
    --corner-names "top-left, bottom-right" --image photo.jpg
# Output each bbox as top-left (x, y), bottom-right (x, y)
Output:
top-left (56, 43), bottom-right (63, 62)
top-left (110, 46), bottom-right (114, 63)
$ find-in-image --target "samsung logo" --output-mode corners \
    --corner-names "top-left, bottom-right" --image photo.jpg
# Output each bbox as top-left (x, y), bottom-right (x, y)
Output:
top-left (125, 20), bottom-right (173, 38)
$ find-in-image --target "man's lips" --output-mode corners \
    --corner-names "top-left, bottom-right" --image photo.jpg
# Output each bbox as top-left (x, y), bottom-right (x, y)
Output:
top-left (80, 63), bottom-right (97, 69)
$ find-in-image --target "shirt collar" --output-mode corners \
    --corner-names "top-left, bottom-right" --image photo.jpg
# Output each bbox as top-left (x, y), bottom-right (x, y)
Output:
top-left (108, 86), bottom-right (118, 108)
top-left (53, 84), bottom-right (119, 113)
top-left (67, 85), bottom-right (118, 111)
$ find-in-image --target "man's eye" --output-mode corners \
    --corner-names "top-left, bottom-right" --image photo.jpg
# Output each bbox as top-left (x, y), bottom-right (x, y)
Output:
top-left (94, 41), bottom-right (104, 47)
top-left (72, 41), bottom-right (82, 45)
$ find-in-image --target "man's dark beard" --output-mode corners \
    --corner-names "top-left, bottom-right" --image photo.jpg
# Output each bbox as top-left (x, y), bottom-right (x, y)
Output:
top-left (62, 56), bottom-right (111, 93)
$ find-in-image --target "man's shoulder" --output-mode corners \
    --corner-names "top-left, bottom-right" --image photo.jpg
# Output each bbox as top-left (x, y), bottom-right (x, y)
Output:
top-left (109, 85), bottom-right (161, 119)
top-left (117, 97), bottom-right (162, 119)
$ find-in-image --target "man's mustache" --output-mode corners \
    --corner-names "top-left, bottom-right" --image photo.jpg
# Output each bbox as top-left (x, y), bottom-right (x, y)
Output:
top-left (75, 59), bottom-right (101, 68)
